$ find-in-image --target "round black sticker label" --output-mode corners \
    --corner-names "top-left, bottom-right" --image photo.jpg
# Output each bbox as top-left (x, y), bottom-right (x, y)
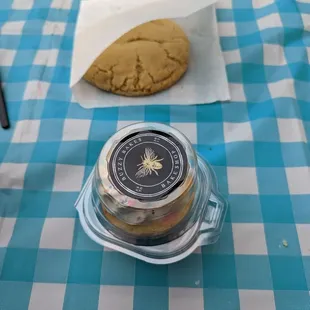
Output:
top-left (109, 130), bottom-right (188, 201)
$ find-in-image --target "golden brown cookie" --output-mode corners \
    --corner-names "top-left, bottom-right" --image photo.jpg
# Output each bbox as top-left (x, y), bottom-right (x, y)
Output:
top-left (84, 19), bottom-right (190, 97)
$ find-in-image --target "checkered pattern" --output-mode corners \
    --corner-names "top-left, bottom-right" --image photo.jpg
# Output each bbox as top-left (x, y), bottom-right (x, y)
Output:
top-left (1, 0), bottom-right (310, 309)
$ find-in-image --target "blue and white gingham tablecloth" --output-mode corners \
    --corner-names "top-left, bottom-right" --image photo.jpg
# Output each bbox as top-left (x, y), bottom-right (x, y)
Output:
top-left (1, 0), bottom-right (310, 309)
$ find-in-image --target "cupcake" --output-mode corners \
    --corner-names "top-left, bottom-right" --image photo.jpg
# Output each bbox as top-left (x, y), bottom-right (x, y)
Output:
top-left (93, 123), bottom-right (198, 245)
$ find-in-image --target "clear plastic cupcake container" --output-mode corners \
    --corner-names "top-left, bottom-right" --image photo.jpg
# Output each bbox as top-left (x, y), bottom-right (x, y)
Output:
top-left (75, 122), bottom-right (227, 264)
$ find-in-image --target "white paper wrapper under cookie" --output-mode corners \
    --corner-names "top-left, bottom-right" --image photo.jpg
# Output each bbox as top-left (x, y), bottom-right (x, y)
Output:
top-left (70, 0), bottom-right (230, 108)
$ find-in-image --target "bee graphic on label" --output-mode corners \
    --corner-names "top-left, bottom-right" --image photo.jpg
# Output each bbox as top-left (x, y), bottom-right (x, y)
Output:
top-left (135, 148), bottom-right (163, 178)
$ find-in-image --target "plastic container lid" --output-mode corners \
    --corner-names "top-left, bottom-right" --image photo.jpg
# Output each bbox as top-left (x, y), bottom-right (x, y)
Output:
top-left (75, 122), bottom-right (228, 263)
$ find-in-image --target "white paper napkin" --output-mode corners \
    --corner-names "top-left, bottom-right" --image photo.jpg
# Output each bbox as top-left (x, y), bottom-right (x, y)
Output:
top-left (70, 0), bottom-right (230, 108)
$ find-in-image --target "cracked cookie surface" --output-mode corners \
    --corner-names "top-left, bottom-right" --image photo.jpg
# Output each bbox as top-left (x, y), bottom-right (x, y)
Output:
top-left (84, 19), bottom-right (189, 97)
